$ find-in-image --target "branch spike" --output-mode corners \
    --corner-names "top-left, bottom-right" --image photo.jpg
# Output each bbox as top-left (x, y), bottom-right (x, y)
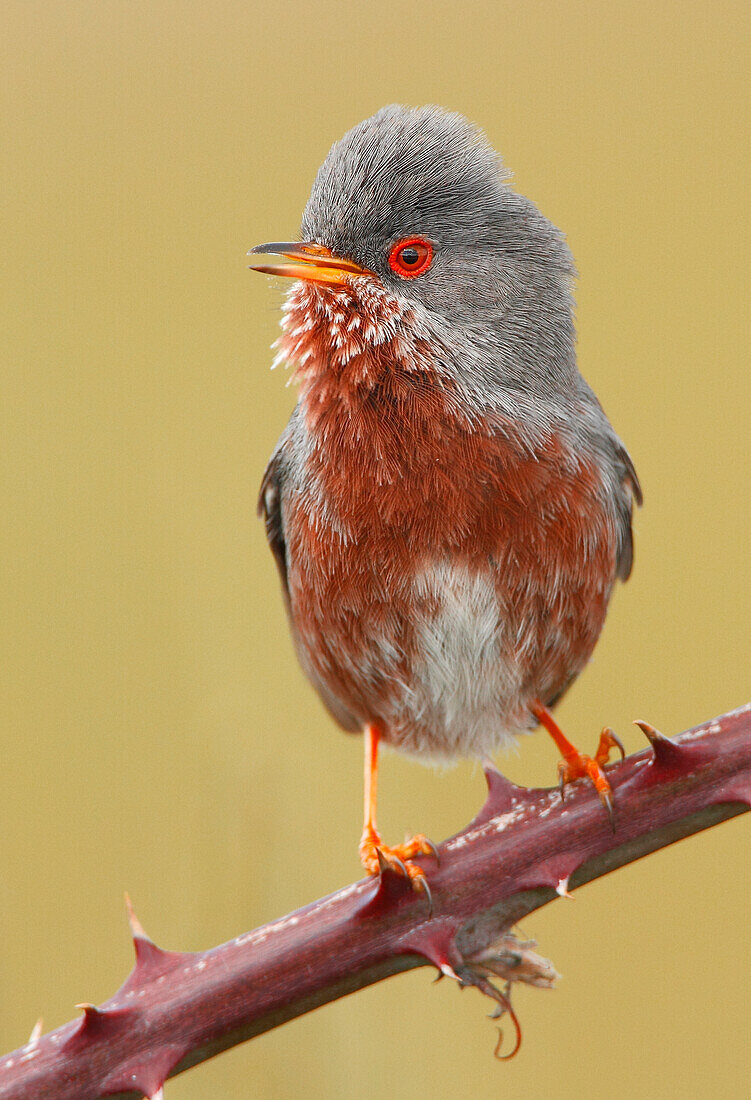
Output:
top-left (125, 890), bottom-right (166, 966)
top-left (634, 720), bottom-right (688, 767)
top-left (469, 762), bottom-right (528, 827)
top-left (710, 778), bottom-right (751, 807)
top-left (99, 1041), bottom-right (189, 1099)
top-left (64, 1003), bottom-right (136, 1051)
top-left (556, 877), bottom-right (574, 899)
top-left (356, 854), bottom-right (425, 916)
top-left (125, 890), bottom-right (150, 943)
top-left (27, 1018), bottom-right (43, 1046)
top-left (401, 919), bottom-right (462, 980)
top-left (117, 893), bottom-right (198, 994)
top-left (517, 853), bottom-right (582, 894)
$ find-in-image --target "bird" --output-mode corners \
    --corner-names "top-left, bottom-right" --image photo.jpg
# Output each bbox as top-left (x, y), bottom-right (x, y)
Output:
top-left (249, 105), bottom-right (641, 901)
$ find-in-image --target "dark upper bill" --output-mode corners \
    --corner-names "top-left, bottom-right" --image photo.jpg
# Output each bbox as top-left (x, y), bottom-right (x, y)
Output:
top-left (248, 242), bottom-right (369, 285)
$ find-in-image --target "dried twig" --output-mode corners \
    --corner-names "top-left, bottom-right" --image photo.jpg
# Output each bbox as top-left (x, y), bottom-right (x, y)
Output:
top-left (1, 704), bottom-right (749, 1099)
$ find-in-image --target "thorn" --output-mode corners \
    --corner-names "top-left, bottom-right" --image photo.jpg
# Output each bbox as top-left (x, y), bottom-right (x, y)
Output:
top-left (95, 1041), bottom-right (187, 1098)
top-left (72, 1002), bottom-right (107, 1037)
top-left (634, 720), bottom-right (663, 745)
top-left (715, 778), bottom-right (751, 807)
top-left (556, 877), bottom-right (574, 899)
top-left (439, 961), bottom-right (460, 981)
top-left (469, 763), bottom-right (521, 826)
top-left (634, 720), bottom-right (686, 767)
top-left (400, 918), bottom-right (462, 978)
top-left (481, 763), bottom-right (520, 808)
top-left (27, 1018), bottom-right (43, 1045)
top-left (122, 890), bottom-right (189, 982)
top-left (124, 891), bottom-right (149, 942)
top-left (64, 1001), bottom-right (135, 1052)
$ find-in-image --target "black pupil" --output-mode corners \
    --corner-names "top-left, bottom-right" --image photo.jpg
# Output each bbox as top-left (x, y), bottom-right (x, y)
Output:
top-left (400, 246), bottom-right (419, 266)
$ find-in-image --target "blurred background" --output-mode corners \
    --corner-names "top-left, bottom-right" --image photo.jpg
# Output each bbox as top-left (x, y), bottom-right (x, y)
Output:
top-left (2, 2), bottom-right (749, 1096)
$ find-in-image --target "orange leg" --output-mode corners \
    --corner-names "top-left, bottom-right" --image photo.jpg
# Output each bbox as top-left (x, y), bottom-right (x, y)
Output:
top-left (358, 724), bottom-right (437, 897)
top-left (531, 701), bottom-right (625, 826)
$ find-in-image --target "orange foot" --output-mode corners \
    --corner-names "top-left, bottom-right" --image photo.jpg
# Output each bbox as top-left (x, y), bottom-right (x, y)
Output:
top-left (359, 827), bottom-right (438, 907)
top-left (359, 724), bottom-right (438, 910)
top-left (531, 702), bottom-right (625, 828)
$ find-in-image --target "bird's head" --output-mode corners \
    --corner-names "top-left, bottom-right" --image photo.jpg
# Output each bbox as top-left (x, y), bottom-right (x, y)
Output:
top-left (251, 105), bottom-right (577, 398)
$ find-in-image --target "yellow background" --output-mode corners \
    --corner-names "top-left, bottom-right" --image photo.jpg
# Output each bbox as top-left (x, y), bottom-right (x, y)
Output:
top-left (2, 2), bottom-right (749, 1097)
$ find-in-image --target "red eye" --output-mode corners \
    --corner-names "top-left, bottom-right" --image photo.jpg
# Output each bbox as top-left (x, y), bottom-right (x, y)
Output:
top-left (388, 236), bottom-right (433, 278)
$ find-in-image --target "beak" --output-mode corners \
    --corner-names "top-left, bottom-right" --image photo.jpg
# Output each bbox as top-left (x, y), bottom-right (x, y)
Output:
top-left (247, 241), bottom-right (369, 285)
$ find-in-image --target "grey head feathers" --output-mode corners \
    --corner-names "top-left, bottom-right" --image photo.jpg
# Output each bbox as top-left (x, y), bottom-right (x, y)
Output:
top-left (301, 105), bottom-right (578, 396)
top-left (302, 105), bottom-right (514, 252)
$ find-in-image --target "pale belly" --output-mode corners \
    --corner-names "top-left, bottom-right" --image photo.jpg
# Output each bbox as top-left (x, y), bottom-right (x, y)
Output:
top-left (393, 561), bottom-right (534, 759)
top-left (289, 549), bottom-right (607, 762)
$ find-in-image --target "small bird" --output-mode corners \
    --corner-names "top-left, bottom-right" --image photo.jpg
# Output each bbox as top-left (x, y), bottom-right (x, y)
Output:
top-left (250, 105), bottom-right (641, 899)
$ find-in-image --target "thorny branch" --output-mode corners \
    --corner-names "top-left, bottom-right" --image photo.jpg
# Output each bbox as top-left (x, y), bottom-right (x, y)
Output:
top-left (1, 704), bottom-right (749, 1099)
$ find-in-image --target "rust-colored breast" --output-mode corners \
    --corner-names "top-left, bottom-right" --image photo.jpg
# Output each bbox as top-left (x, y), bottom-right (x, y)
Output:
top-left (275, 280), bottom-right (619, 754)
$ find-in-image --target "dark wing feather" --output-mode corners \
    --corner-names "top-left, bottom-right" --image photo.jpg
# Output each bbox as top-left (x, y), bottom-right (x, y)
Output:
top-left (258, 430), bottom-right (362, 733)
top-left (543, 442), bottom-right (641, 712)
top-left (614, 443), bottom-right (643, 582)
top-left (258, 450), bottom-right (289, 601)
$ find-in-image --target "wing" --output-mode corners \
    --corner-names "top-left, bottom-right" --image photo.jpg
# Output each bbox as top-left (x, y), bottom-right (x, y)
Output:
top-left (258, 445), bottom-right (290, 603)
top-left (257, 424), bottom-right (362, 733)
top-left (613, 442), bottom-right (643, 582)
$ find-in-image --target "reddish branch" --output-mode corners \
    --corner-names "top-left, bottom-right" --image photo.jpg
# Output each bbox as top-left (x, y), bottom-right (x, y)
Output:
top-left (1, 705), bottom-right (750, 1099)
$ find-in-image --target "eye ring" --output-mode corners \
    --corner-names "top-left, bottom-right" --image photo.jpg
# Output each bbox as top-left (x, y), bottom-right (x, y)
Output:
top-left (388, 236), bottom-right (434, 279)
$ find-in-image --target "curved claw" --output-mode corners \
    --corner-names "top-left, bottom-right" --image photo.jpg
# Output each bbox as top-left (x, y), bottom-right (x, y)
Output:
top-left (557, 762), bottom-right (568, 801)
top-left (603, 727), bottom-right (626, 761)
top-left (390, 854), bottom-right (409, 878)
top-left (599, 789), bottom-right (616, 832)
top-left (413, 873), bottom-right (434, 917)
top-left (376, 848), bottom-right (408, 879)
top-left (424, 837), bottom-right (440, 865)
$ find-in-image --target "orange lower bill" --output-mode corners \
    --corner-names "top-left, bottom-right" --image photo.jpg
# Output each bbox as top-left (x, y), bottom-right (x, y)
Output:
top-left (248, 241), bottom-right (370, 286)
